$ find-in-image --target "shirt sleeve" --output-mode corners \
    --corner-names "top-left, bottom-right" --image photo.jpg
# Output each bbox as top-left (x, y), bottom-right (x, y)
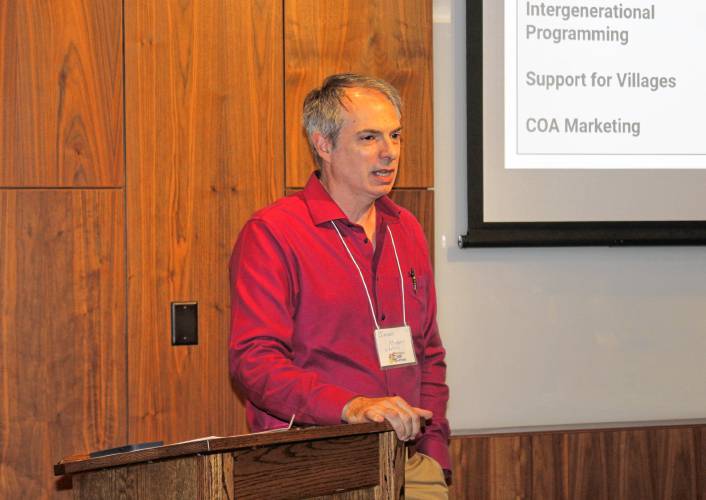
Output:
top-left (229, 219), bottom-right (358, 425)
top-left (412, 221), bottom-right (451, 474)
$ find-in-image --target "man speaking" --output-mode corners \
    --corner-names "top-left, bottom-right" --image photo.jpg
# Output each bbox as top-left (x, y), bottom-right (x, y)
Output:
top-left (229, 74), bottom-right (449, 497)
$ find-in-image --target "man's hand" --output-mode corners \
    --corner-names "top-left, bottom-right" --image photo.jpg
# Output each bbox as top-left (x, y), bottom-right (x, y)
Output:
top-left (341, 396), bottom-right (433, 441)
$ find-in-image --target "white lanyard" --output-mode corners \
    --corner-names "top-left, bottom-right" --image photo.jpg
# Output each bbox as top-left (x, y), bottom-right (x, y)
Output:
top-left (330, 221), bottom-right (407, 330)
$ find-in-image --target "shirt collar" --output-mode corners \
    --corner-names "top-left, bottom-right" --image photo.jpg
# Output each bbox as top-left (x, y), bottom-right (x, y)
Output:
top-left (301, 172), bottom-right (401, 226)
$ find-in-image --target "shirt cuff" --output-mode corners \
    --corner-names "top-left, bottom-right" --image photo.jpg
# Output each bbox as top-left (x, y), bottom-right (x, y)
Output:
top-left (300, 386), bottom-right (359, 425)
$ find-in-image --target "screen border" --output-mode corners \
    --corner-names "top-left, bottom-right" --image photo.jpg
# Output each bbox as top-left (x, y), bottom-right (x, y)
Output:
top-left (459, 0), bottom-right (706, 247)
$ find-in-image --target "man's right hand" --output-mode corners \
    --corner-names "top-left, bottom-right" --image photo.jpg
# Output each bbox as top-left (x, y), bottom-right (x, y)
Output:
top-left (341, 396), bottom-right (432, 441)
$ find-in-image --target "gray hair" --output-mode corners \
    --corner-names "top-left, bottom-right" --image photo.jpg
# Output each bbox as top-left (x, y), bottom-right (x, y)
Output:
top-left (302, 73), bottom-right (402, 168)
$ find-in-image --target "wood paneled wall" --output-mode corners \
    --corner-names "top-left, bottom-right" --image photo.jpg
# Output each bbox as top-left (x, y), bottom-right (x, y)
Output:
top-left (1, 1), bottom-right (125, 498)
top-left (284, 0), bottom-right (433, 189)
top-left (283, 0), bottom-right (435, 254)
top-left (1, 0), bottom-right (433, 497)
top-left (449, 422), bottom-right (706, 500)
top-left (0, 191), bottom-right (126, 498)
top-left (124, 0), bottom-right (282, 444)
top-left (0, 1), bottom-right (123, 186)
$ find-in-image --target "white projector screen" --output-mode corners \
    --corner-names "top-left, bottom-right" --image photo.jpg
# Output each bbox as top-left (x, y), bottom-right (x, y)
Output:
top-left (460, 0), bottom-right (706, 246)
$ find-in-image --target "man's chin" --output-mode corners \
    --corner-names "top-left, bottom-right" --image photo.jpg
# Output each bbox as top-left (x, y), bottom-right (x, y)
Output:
top-left (373, 186), bottom-right (394, 199)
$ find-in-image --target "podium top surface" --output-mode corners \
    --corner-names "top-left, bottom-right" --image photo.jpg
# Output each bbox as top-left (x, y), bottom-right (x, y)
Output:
top-left (55, 422), bottom-right (393, 476)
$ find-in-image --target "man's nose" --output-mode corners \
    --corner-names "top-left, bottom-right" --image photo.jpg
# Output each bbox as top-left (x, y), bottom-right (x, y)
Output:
top-left (379, 137), bottom-right (400, 163)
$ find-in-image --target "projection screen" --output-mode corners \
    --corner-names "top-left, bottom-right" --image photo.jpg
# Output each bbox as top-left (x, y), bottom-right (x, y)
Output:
top-left (460, 0), bottom-right (706, 247)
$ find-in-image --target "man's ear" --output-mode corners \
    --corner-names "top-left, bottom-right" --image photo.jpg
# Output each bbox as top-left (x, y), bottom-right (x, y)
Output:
top-left (312, 131), bottom-right (333, 163)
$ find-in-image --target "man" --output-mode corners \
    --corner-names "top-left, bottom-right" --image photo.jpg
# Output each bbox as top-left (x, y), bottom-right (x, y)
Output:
top-left (229, 74), bottom-right (449, 497)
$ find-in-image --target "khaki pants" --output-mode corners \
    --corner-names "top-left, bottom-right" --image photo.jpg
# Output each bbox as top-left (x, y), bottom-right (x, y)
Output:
top-left (404, 451), bottom-right (448, 499)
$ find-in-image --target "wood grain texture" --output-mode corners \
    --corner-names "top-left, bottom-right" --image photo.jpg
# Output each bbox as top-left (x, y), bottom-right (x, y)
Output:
top-left (450, 423), bottom-right (705, 500)
top-left (71, 452), bottom-right (379, 500)
top-left (0, 190), bottom-right (126, 498)
top-left (530, 433), bottom-right (567, 499)
top-left (565, 431), bottom-right (614, 500)
top-left (284, 0), bottom-right (433, 189)
top-left (0, 1), bottom-right (123, 186)
top-left (449, 436), bottom-right (530, 500)
top-left (63, 426), bottom-right (400, 499)
top-left (73, 454), bottom-right (232, 500)
top-left (232, 434), bottom-right (379, 499)
top-left (378, 428), bottom-right (406, 499)
top-left (57, 422), bottom-right (394, 475)
top-left (125, 0), bottom-right (283, 444)
top-left (696, 426), bottom-right (706, 500)
top-left (308, 486), bottom-right (378, 499)
top-left (565, 428), bottom-right (701, 500)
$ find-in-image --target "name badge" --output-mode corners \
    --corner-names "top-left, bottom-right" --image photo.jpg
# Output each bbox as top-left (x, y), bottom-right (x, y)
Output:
top-left (374, 326), bottom-right (417, 369)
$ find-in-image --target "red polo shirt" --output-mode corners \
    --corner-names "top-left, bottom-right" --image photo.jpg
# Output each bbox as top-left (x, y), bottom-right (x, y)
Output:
top-left (229, 173), bottom-right (450, 470)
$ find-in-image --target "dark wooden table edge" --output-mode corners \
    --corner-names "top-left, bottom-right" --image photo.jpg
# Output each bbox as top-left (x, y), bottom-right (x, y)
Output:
top-left (54, 422), bottom-right (394, 476)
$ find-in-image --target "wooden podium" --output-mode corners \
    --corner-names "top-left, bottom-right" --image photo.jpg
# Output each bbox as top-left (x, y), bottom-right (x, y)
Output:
top-left (54, 423), bottom-right (405, 499)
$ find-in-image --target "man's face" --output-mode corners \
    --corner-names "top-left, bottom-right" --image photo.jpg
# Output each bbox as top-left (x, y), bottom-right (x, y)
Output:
top-left (318, 88), bottom-right (401, 206)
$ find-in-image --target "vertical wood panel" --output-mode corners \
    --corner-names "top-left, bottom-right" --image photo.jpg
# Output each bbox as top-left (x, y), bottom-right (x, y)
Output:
top-left (0, 1), bottom-right (123, 187)
top-left (695, 427), bottom-right (706, 500)
top-left (125, 0), bottom-right (283, 443)
top-left (565, 431), bottom-right (615, 500)
top-left (531, 434), bottom-right (568, 500)
top-left (651, 428), bottom-right (699, 500)
top-left (449, 436), bottom-right (478, 500)
top-left (0, 190), bottom-right (126, 498)
top-left (449, 436), bottom-right (530, 500)
top-left (489, 436), bottom-right (531, 500)
top-left (615, 430), bottom-right (656, 500)
top-left (451, 424), bottom-right (705, 500)
top-left (284, 0), bottom-right (433, 189)
top-left (566, 429), bottom-right (700, 500)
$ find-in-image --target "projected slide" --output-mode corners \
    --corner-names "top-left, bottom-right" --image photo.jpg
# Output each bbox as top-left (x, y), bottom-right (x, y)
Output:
top-left (505, 1), bottom-right (706, 168)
